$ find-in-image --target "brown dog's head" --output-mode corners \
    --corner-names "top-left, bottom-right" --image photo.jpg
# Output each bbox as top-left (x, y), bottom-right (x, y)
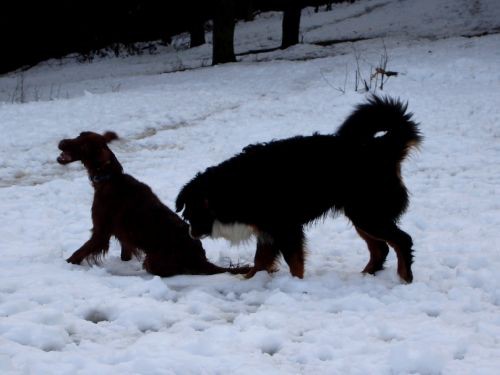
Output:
top-left (57, 131), bottom-right (122, 180)
top-left (57, 131), bottom-right (118, 165)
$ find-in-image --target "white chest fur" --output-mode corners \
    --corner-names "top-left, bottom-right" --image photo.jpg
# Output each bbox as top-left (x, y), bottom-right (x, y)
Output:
top-left (211, 220), bottom-right (256, 245)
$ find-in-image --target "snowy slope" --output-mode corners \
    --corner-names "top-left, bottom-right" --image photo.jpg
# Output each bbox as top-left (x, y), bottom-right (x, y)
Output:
top-left (1, 0), bottom-right (500, 374)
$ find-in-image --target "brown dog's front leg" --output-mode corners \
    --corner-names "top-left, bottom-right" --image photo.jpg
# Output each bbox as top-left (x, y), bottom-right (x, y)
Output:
top-left (119, 241), bottom-right (136, 261)
top-left (67, 232), bottom-right (110, 265)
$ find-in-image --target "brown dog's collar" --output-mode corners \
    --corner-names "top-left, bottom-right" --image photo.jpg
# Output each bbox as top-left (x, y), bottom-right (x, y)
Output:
top-left (90, 174), bottom-right (113, 183)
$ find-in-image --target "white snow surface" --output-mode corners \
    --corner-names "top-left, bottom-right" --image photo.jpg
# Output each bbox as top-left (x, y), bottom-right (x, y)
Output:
top-left (1, 0), bottom-right (500, 373)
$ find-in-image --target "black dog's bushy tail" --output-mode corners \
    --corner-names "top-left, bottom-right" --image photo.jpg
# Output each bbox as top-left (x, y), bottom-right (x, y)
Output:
top-left (336, 95), bottom-right (422, 161)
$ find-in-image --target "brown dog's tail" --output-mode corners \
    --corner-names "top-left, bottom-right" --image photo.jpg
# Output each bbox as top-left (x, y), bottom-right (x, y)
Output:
top-left (143, 252), bottom-right (251, 277)
top-left (198, 260), bottom-right (251, 275)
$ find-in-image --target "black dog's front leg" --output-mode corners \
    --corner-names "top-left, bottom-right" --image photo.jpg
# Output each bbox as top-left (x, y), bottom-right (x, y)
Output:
top-left (67, 230), bottom-right (111, 265)
top-left (245, 237), bottom-right (280, 279)
top-left (275, 227), bottom-right (306, 279)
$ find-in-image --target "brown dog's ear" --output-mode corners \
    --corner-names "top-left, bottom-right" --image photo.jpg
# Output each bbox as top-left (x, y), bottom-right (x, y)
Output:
top-left (103, 131), bottom-right (119, 143)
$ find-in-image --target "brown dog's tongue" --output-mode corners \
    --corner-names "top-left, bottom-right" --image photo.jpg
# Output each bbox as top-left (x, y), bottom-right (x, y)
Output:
top-left (57, 152), bottom-right (73, 164)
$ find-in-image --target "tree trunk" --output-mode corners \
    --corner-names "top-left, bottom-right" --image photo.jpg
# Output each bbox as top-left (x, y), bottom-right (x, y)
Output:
top-left (242, 0), bottom-right (255, 22)
top-left (212, 0), bottom-right (236, 65)
top-left (189, 21), bottom-right (205, 48)
top-left (281, 1), bottom-right (302, 49)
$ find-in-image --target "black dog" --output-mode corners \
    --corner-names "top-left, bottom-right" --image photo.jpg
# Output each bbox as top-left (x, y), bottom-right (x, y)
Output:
top-left (176, 96), bottom-right (421, 282)
top-left (57, 131), bottom-right (249, 277)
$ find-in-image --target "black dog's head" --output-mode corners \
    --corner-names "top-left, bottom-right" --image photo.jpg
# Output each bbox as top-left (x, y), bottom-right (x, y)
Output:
top-left (176, 179), bottom-right (215, 239)
top-left (57, 131), bottom-right (118, 166)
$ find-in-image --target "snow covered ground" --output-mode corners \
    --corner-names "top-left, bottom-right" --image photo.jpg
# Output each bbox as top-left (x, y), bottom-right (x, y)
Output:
top-left (1, 0), bottom-right (500, 373)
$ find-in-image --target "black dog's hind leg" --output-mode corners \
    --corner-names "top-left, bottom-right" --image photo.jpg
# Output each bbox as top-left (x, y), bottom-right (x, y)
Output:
top-left (388, 227), bottom-right (414, 283)
top-left (350, 218), bottom-right (414, 283)
top-left (355, 227), bottom-right (389, 275)
top-left (245, 237), bottom-right (280, 279)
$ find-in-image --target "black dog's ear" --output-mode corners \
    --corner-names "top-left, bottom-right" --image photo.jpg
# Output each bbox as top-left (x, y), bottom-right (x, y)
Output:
top-left (175, 191), bottom-right (185, 213)
top-left (103, 131), bottom-right (119, 143)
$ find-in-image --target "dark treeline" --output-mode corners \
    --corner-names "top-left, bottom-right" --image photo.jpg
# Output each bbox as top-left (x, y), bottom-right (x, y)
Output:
top-left (0, 1), bottom-right (351, 74)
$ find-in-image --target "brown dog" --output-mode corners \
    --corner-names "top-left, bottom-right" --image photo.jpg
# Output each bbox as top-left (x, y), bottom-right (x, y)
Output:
top-left (57, 131), bottom-right (249, 277)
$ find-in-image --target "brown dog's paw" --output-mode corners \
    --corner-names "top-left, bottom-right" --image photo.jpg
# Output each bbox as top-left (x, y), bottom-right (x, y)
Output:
top-left (66, 253), bottom-right (84, 265)
top-left (120, 253), bottom-right (132, 262)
